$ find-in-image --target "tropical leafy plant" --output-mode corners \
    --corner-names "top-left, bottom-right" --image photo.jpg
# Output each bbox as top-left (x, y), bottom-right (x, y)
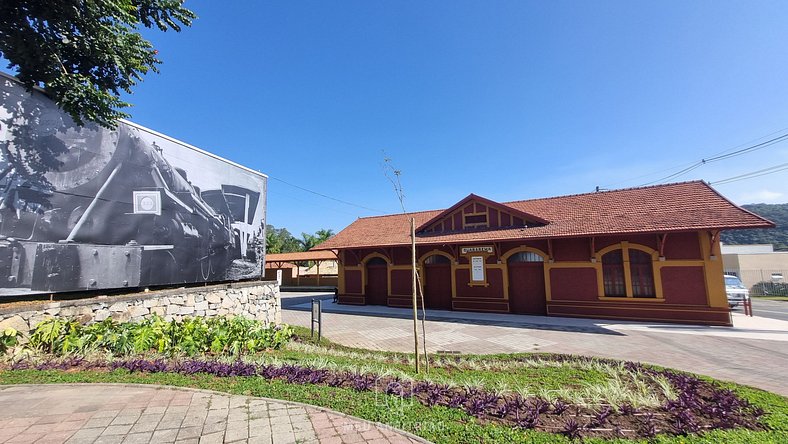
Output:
top-left (27, 316), bottom-right (293, 357)
top-left (0, 327), bottom-right (21, 353)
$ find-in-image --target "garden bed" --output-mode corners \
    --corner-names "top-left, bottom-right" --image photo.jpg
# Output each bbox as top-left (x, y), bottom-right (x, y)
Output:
top-left (2, 320), bottom-right (786, 443)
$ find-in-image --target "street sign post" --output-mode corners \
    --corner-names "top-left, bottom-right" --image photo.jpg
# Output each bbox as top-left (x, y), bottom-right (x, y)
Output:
top-left (311, 299), bottom-right (322, 341)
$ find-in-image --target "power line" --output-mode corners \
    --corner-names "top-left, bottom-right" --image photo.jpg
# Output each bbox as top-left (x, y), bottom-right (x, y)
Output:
top-left (709, 161), bottom-right (788, 186)
top-left (637, 131), bottom-right (788, 187)
top-left (267, 188), bottom-right (362, 217)
top-left (605, 125), bottom-right (788, 188)
top-left (267, 175), bottom-right (386, 214)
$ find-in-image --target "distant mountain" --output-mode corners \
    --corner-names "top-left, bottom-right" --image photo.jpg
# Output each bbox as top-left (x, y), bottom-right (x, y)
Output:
top-left (720, 203), bottom-right (788, 251)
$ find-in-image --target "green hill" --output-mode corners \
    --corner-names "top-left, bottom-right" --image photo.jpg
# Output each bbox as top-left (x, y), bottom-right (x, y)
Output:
top-left (720, 203), bottom-right (788, 251)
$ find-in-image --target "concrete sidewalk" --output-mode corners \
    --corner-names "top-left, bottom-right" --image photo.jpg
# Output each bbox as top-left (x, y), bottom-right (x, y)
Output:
top-left (290, 297), bottom-right (788, 342)
top-left (283, 300), bottom-right (788, 396)
top-left (0, 384), bottom-right (426, 444)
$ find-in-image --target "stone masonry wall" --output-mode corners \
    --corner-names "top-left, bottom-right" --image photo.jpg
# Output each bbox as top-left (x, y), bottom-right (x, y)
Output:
top-left (0, 281), bottom-right (281, 337)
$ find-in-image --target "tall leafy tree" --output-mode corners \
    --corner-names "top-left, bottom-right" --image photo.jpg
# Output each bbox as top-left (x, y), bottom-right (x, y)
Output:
top-left (265, 224), bottom-right (300, 254)
top-left (0, 0), bottom-right (196, 127)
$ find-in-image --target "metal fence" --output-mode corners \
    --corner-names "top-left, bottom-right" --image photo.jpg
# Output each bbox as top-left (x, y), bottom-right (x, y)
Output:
top-left (725, 269), bottom-right (788, 296)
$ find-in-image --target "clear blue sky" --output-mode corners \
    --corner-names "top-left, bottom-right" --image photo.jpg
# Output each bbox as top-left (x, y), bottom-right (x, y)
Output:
top-left (8, 1), bottom-right (788, 236)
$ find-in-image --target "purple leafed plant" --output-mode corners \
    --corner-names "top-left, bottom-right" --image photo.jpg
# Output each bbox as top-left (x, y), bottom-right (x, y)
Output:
top-left (552, 399), bottom-right (569, 415)
top-left (561, 418), bottom-right (582, 439)
top-left (5, 354), bottom-right (768, 440)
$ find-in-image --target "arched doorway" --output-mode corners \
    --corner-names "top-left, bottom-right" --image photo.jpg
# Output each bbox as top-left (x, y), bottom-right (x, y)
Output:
top-left (507, 251), bottom-right (546, 315)
top-left (365, 257), bottom-right (388, 305)
top-left (423, 254), bottom-right (452, 310)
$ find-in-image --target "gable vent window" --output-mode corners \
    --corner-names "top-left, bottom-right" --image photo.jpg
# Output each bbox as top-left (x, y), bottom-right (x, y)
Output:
top-left (464, 214), bottom-right (487, 227)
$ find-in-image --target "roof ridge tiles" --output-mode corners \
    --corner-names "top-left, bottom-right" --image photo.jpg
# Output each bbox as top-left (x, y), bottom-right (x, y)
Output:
top-left (501, 180), bottom-right (707, 205)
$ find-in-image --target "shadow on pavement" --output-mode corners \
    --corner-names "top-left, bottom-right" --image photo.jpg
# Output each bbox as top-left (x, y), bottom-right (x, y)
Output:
top-left (282, 293), bottom-right (625, 336)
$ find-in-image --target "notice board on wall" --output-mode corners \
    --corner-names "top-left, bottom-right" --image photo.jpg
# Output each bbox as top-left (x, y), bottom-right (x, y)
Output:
top-left (471, 256), bottom-right (485, 282)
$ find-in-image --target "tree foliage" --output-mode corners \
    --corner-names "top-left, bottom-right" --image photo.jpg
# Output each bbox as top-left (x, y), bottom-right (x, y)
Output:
top-left (265, 225), bottom-right (334, 254)
top-left (0, 0), bottom-right (196, 127)
top-left (720, 203), bottom-right (788, 251)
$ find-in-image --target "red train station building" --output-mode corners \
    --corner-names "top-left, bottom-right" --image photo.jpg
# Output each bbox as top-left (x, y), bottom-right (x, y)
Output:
top-left (314, 181), bottom-right (773, 326)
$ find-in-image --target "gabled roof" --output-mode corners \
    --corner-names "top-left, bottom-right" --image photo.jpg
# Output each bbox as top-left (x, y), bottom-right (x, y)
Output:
top-left (416, 193), bottom-right (549, 231)
top-left (312, 181), bottom-right (775, 250)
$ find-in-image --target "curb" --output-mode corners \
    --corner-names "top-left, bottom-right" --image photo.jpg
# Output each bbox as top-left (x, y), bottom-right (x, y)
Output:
top-left (0, 382), bottom-right (433, 444)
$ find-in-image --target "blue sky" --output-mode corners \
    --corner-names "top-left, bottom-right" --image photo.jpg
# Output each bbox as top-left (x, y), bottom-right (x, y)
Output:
top-left (7, 1), bottom-right (788, 236)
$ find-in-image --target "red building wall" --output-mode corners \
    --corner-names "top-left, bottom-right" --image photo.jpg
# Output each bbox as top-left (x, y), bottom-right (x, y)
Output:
top-left (338, 231), bottom-right (729, 325)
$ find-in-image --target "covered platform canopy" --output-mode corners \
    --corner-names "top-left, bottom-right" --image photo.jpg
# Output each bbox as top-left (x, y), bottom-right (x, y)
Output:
top-left (266, 250), bottom-right (338, 266)
top-left (266, 250), bottom-right (339, 288)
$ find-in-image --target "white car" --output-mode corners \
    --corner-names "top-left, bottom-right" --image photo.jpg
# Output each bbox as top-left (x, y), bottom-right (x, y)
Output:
top-left (724, 275), bottom-right (749, 308)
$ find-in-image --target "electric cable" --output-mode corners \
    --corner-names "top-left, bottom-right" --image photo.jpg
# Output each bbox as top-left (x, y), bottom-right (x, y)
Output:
top-left (709, 162), bottom-right (788, 185)
top-left (603, 126), bottom-right (788, 188)
top-left (268, 175), bottom-right (385, 214)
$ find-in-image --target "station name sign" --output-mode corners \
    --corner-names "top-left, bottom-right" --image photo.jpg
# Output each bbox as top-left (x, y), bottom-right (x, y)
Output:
top-left (460, 246), bottom-right (494, 255)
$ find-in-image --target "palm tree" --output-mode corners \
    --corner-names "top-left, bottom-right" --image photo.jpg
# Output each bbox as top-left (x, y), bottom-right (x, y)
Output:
top-left (314, 228), bottom-right (335, 244)
top-left (298, 233), bottom-right (318, 251)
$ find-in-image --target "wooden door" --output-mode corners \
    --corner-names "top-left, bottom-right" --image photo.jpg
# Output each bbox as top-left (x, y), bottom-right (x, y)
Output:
top-left (424, 264), bottom-right (452, 310)
top-left (365, 258), bottom-right (388, 305)
top-left (508, 260), bottom-right (546, 315)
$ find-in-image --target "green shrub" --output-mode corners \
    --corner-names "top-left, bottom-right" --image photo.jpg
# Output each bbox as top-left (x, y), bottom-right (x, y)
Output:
top-left (28, 316), bottom-right (293, 357)
top-left (0, 327), bottom-right (20, 353)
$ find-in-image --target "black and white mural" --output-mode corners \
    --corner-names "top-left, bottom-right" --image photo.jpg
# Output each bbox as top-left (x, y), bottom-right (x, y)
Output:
top-left (0, 74), bottom-right (266, 295)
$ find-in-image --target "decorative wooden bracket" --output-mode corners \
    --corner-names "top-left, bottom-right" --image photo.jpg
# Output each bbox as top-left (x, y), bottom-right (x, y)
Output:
top-left (709, 230), bottom-right (720, 259)
top-left (449, 244), bottom-right (459, 260)
top-left (347, 249), bottom-right (360, 265)
top-left (547, 239), bottom-right (554, 263)
top-left (589, 237), bottom-right (596, 260)
top-left (658, 233), bottom-right (668, 259)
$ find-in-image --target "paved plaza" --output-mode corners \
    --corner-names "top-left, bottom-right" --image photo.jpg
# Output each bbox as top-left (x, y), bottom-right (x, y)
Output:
top-left (284, 292), bottom-right (788, 396)
top-left (0, 384), bottom-right (425, 444)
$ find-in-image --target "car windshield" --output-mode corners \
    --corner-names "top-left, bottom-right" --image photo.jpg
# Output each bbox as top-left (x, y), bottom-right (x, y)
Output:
top-left (725, 276), bottom-right (744, 286)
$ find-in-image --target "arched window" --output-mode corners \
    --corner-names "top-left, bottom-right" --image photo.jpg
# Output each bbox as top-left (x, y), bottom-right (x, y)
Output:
top-left (507, 251), bottom-right (544, 263)
top-left (629, 249), bottom-right (655, 298)
top-left (602, 250), bottom-right (626, 297)
top-left (424, 254), bottom-right (451, 265)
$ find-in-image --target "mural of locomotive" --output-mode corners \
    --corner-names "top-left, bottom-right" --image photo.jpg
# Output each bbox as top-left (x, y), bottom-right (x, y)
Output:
top-left (0, 73), bottom-right (266, 295)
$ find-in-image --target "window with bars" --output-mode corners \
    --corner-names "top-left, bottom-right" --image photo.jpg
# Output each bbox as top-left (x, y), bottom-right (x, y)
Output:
top-left (602, 250), bottom-right (626, 297)
top-left (424, 254), bottom-right (451, 265)
top-left (507, 251), bottom-right (544, 263)
top-left (629, 249), bottom-right (656, 297)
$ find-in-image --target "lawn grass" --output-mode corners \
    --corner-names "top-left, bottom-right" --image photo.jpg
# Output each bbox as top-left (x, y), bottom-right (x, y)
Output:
top-left (1, 324), bottom-right (786, 443)
top-left (753, 295), bottom-right (788, 302)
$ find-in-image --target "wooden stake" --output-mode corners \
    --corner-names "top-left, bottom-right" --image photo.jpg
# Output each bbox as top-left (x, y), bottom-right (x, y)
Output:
top-left (411, 217), bottom-right (420, 373)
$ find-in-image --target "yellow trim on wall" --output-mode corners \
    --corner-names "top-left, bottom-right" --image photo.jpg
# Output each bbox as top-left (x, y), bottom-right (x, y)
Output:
top-left (700, 231), bottom-right (727, 308)
top-left (338, 251), bottom-right (346, 294)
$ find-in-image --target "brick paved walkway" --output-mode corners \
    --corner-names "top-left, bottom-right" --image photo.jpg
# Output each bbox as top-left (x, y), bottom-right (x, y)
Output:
top-left (282, 294), bottom-right (788, 396)
top-left (0, 384), bottom-right (426, 444)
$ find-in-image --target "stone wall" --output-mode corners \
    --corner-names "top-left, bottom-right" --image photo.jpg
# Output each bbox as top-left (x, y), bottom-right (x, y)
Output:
top-left (0, 281), bottom-right (281, 337)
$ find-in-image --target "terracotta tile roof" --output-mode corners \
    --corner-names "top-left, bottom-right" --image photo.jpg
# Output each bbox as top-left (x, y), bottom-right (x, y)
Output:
top-left (266, 250), bottom-right (338, 262)
top-left (265, 261), bottom-right (296, 269)
top-left (313, 181), bottom-right (774, 250)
